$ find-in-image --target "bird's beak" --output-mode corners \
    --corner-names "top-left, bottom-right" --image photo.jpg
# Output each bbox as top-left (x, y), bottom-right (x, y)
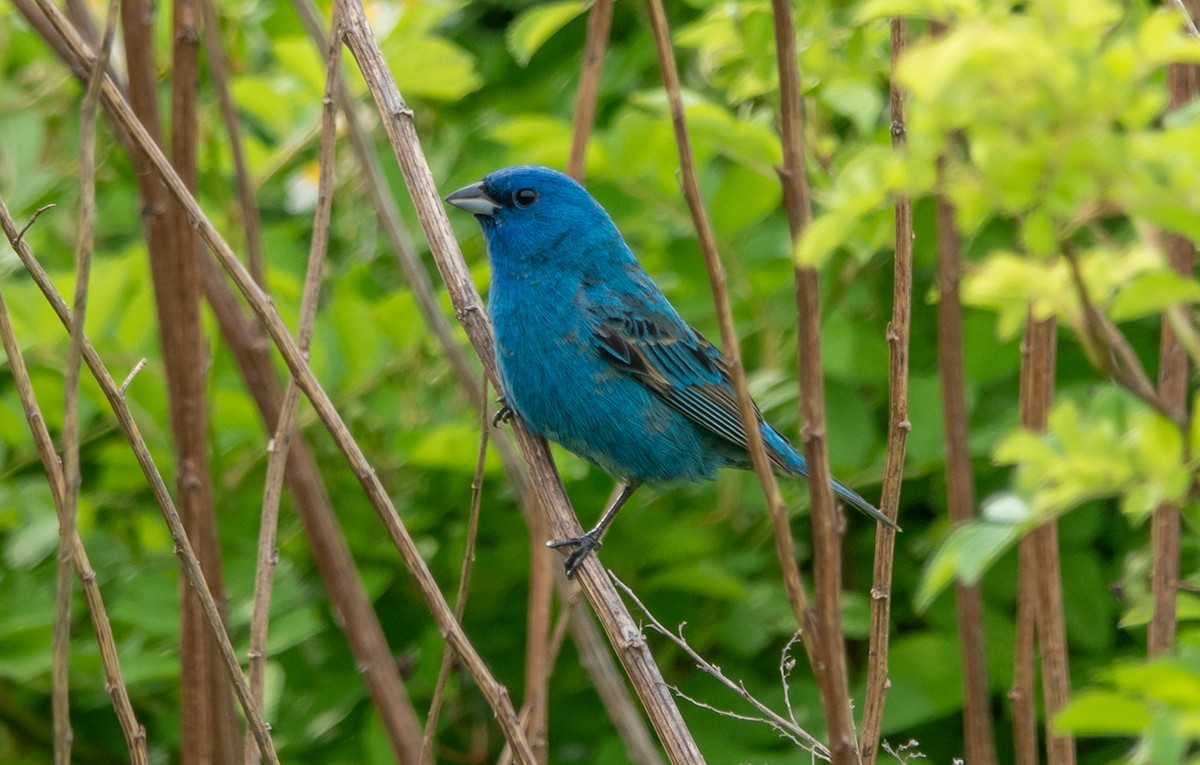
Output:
top-left (445, 182), bottom-right (500, 217)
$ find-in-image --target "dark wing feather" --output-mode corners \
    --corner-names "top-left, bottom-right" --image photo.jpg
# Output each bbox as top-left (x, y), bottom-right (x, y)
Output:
top-left (593, 317), bottom-right (792, 472)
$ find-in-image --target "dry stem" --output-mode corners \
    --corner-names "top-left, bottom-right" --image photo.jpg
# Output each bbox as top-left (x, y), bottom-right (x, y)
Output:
top-left (860, 18), bottom-right (912, 763)
top-left (243, 5), bottom-right (346, 763)
top-left (54, 1), bottom-right (118, 759)
top-left (765, 0), bottom-right (861, 761)
top-left (422, 377), bottom-right (492, 764)
top-left (932, 153), bottom-right (998, 764)
top-left (1, 243), bottom-right (149, 765)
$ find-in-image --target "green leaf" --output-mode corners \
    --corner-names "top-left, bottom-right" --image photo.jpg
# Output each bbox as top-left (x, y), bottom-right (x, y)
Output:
top-left (1110, 270), bottom-right (1200, 322)
top-left (916, 521), bottom-right (1019, 611)
top-left (386, 37), bottom-right (482, 101)
top-left (1055, 689), bottom-right (1151, 735)
top-left (506, 1), bottom-right (591, 67)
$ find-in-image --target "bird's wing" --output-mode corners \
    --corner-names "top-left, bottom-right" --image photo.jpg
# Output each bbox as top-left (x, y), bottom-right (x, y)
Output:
top-left (591, 313), bottom-right (792, 472)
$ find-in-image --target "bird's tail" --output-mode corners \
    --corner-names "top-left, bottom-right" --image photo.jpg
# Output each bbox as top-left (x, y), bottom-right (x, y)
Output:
top-left (831, 477), bottom-right (899, 531)
top-left (763, 424), bottom-right (899, 530)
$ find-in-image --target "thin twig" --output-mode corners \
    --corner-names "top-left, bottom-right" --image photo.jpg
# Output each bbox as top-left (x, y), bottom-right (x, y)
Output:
top-left (422, 374), bottom-right (492, 765)
top-left (860, 19), bottom-right (912, 764)
top-left (1062, 248), bottom-right (1182, 426)
top-left (243, 5), bottom-right (344, 764)
top-left (766, 1), bottom-right (860, 761)
top-left (0, 194), bottom-right (280, 765)
top-left (199, 0), bottom-right (267, 288)
top-left (567, 0), bottom-right (613, 180)
top-left (119, 358), bottom-right (147, 395)
top-left (56, 3), bottom-right (119, 760)
top-left (612, 573), bottom-right (830, 760)
top-left (16, 204), bottom-right (56, 245)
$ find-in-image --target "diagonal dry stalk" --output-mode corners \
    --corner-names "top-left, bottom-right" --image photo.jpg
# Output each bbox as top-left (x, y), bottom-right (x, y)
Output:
top-left (55, 1), bottom-right (119, 760)
top-left (243, 4), bottom-right (351, 763)
top-left (646, 0), bottom-right (816, 649)
top-left (0, 283), bottom-right (149, 765)
top-left (0, 196), bottom-right (281, 765)
top-left (1149, 45), bottom-right (1199, 656)
top-left (859, 18), bottom-right (913, 764)
top-left (330, 0), bottom-right (700, 758)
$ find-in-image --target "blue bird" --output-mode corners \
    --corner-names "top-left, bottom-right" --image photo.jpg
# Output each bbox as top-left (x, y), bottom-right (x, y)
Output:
top-left (446, 165), bottom-right (895, 577)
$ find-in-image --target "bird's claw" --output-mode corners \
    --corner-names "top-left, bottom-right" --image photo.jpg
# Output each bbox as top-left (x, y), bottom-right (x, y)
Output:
top-left (546, 531), bottom-right (601, 579)
top-left (492, 396), bottom-right (514, 428)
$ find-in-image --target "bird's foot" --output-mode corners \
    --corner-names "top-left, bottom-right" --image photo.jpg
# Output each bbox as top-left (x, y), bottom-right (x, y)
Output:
top-left (492, 396), bottom-right (514, 428)
top-left (546, 531), bottom-right (602, 579)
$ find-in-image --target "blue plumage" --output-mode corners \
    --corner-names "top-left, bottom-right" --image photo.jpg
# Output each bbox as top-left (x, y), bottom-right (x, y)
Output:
top-left (446, 165), bottom-right (893, 576)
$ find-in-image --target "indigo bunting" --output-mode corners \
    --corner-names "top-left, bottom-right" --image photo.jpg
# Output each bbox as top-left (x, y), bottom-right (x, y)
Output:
top-left (447, 165), bottom-right (894, 577)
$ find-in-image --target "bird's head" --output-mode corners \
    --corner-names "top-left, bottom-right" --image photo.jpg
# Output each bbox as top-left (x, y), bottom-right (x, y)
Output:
top-left (445, 165), bottom-right (624, 272)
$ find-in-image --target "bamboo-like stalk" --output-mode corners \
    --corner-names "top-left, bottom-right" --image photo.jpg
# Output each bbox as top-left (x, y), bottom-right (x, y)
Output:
top-left (1149, 49), bottom-right (1199, 656)
top-left (167, 0), bottom-right (241, 757)
top-left (859, 18), bottom-right (912, 763)
top-left (1018, 311), bottom-right (1075, 765)
top-left (933, 152), bottom-right (999, 764)
top-left (242, 4), bottom-right (355, 763)
top-left (0, 195), bottom-right (281, 765)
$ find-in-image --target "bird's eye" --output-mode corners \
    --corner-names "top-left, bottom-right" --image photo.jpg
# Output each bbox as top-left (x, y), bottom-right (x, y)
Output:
top-left (513, 188), bottom-right (539, 208)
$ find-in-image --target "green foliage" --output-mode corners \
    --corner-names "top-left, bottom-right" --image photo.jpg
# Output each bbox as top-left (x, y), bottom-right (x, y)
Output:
top-left (1056, 631), bottom-right (1200, 764)
top-left (0, 0), bottom-right (1196, 762)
